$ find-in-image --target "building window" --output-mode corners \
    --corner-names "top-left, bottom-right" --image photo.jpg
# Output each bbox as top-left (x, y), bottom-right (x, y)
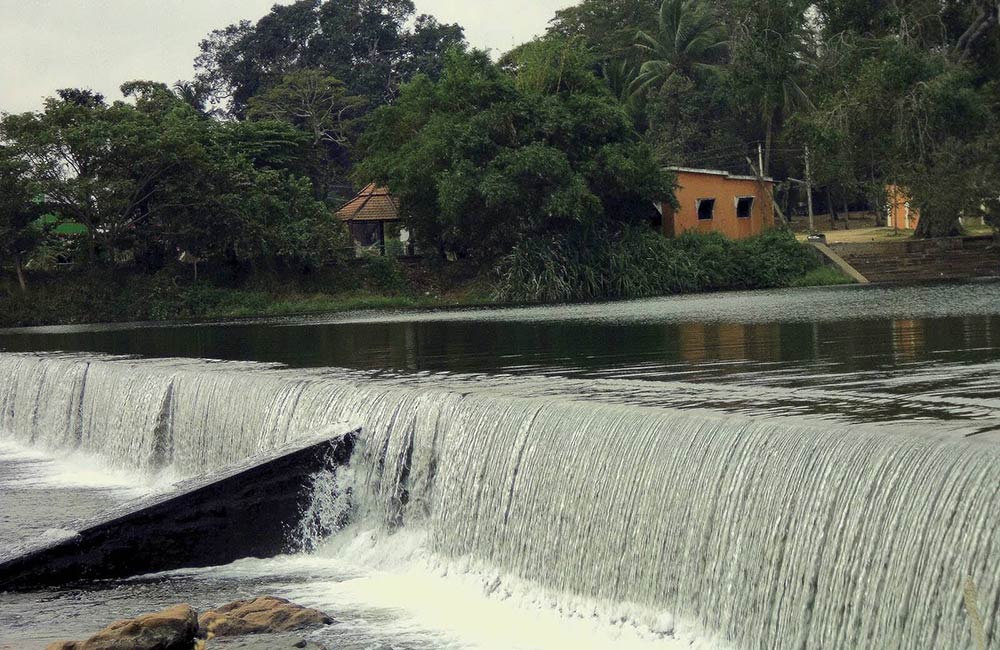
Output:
top-left (696, 198), bottom-right (715, 221)
top-left (736, 196), bottom-right (754, 219)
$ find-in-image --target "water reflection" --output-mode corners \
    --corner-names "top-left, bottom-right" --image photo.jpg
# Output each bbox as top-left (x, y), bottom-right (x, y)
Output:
top-left (2, 309), bottom-right (1000, 383)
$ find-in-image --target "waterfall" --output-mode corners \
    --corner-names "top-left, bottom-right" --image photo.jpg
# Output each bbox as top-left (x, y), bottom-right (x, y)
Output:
top-left (1, 352), bottom-right (996, 650)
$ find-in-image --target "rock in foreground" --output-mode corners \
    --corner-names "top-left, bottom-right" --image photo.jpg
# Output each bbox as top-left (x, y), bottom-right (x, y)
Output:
top-left (201, 633), bottom-right (328, 649)
top-left (45, 604), bottom-right (198, 650)
top-left (198, 597), bottom-right (334, 639)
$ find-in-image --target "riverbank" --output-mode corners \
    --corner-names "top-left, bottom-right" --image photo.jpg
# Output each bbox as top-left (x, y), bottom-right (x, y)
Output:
top-left (0, 265), bottom-right (853, 329)
top-left (0, 258), bottom-right (488, 328)
top-left (0, 232), bottom-right (854, 328)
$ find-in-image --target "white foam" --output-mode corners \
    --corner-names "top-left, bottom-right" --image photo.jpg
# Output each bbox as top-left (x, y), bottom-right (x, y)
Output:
top-left (0, 437), bottom-right (174, 496)
top-left (191, 527), bottom-right (725, 650)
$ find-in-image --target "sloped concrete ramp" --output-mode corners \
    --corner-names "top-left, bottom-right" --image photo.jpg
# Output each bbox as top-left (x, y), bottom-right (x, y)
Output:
top-left (0, 428), bottom-right (357, 591)
top-left (809, 241), bottom-right (870, 284)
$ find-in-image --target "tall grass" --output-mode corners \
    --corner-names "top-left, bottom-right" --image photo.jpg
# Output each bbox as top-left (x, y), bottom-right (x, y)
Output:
top-left (790, 265), bottom-right (855, 287)
top-left (0, 255), bottom-right (415, 327)
top-left (494, 227), bottom-right (823, 303)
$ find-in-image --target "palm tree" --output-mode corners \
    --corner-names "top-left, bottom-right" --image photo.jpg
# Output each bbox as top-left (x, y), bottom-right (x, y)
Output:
top-left (729, 6), bottom-right (814, 175)
top-left (172, 81), bottom-right (212, 115)
top-left (631, 0), bottom-right (728, 97)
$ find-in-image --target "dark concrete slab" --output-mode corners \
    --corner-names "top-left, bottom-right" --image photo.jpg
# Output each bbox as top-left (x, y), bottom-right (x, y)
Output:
top-left (0, 429), bottom-right (357, 591)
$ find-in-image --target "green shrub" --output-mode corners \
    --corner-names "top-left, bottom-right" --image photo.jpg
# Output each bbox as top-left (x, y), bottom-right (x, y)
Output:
top-left (494, 227), bottom-right (821, 303)
top-left (790, 265), bottom-right (855, 287)
top-left (360, 255), bottom-right (408, 294)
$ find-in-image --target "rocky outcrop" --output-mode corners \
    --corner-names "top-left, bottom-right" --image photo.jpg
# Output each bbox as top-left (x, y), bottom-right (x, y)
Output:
top-left (198, 597), bottom-right (334, 639)
top-left (45, 599), bottom-right (335, 650)
top-left (45, 604), bottom-right (198, 650)
top-left (200, 634), bottom-right (328, 649)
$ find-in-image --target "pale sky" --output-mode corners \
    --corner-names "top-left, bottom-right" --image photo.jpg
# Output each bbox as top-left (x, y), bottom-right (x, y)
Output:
top-left (0, 0), bottom-right (574, 114)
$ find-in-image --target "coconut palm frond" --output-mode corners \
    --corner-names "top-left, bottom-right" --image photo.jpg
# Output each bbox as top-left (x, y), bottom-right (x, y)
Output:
top-left (632, 0), bottom-right (727, 97)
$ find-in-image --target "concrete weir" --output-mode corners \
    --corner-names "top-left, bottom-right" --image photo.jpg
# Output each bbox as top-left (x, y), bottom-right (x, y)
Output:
top-left (0, 429), bottom-right (357, 591)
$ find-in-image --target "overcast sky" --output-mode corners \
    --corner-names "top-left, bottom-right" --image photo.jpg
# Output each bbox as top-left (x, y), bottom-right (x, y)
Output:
top-left (0, 0), bottom-right (574, 114)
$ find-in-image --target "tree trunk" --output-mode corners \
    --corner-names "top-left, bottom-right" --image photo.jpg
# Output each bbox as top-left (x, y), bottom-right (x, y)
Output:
top-left (762, 113), bottom-right (773, 177)
top-left (826, 188), bottom-right (837, 228)
top-left (14, 255), bottom-right (27, 293)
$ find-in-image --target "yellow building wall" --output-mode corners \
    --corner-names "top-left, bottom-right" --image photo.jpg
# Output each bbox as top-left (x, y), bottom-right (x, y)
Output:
top-left (886, 185), bottom-right (919, 230)
top-left (661, 171), bottom-right (775, 240)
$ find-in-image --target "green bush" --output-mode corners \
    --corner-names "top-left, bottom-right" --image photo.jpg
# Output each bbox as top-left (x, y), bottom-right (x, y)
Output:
top-left (0, 259), bottom-right (417, 327)
top-left (494, 227), bottom-right (821, 303)
top-left (360, 255), bottom-right (407, 294)
top-left (790, 265), bottom-right (855, 287)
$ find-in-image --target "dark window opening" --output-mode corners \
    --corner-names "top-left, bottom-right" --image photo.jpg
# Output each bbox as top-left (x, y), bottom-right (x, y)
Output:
top-left (697, 198), bottom-right (715, 221)
top-left (349, 221), bottom-right (389, 255)
top-left (736, 196), bottom-right (754, 219)
top-left (349, 222), bottom-right (382, 247)
top-left (650, 203), bottom-right (663, 229)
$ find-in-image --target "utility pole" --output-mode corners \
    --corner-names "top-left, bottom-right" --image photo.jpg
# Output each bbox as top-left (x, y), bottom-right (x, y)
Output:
top-left (804, 145), bottom-right (815, 232)
top-left (758, 143), bottom-right (764, 178)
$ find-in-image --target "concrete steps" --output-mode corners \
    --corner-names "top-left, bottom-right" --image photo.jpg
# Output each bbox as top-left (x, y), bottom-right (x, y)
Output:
top-left (831, 236), bottom-right (1000, 284)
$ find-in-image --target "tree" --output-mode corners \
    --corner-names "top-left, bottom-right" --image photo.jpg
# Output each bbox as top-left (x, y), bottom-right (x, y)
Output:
top-left (815, 0), bottom-right (999, 66)
top-left (800, 11), bottom-right (998, 237)
top-left (195, 0), bottom-right (465, 118)
top-left (356, 46), bottom-right (668, 263)
top-left (153, 151), bottom-right (348, 271)
top-left (172, 80), bottom-right (214, 115)
top-left (631, 0), bottom-right (728, 97)
top-left (0, 146), bottom-right (45, 292)
top-left (896, 64), bottom-right (996, 237)
top-left (247, 69), bottom-right (366, 201)
top-left (116, 84), bottom-right (349, 269)
top-left (951, 0), bottom-right (999, 65)
top-left (549, 0), bottom-right (660, 63)
top-left (1, 83), bottom-right (348, 272)
top-left (726, 0), bottom-right (814, 176)
top-left (0, 87), bottom-right (210, 264)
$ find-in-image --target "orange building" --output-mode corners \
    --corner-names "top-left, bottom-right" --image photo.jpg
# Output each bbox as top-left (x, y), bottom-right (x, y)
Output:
top-left (886, 185), bottom-right (919, 230)
top-left (658, 167), bottom-right (775, 239)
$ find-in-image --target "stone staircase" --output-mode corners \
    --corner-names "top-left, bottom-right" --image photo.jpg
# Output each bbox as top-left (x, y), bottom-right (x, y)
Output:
top-left (830, 236), bottom-right (1000, 284)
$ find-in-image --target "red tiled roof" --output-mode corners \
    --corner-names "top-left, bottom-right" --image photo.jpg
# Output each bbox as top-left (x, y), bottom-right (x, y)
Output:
top-left (335, 182), bottom-right (400, 222)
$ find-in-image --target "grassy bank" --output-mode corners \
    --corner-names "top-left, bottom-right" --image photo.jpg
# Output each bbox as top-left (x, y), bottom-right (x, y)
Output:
top-left (0, 231), bottom-right (854, 328)
top-left (0, 258), bottom-right (489, 328)
top-left (790, 266), bottom-right (855, 287)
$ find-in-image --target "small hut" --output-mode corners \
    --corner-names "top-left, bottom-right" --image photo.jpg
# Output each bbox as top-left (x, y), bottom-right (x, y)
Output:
top-left (657, 168), bottom-right (776, 240)
top-left (335, 183), bottom-right (412, 256)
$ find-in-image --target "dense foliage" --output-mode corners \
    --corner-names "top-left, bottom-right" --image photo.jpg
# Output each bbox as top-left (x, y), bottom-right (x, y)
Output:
top-left (195, 0), bottom-right (465, 118)
top-left (0, 145), bottom-right (45, 291)
top-left (496, 228), bottom-right (821, 303)
top-left (3, 0), bottom-right (998, 319)
top-left (356, 46), bottom-right (670, 264)
top-left (548, 0), bottom-right (1000, 236)
top-left (0, 85), bottom-right (348, 274)
top-left (0, 257), bottom-right (419, 328)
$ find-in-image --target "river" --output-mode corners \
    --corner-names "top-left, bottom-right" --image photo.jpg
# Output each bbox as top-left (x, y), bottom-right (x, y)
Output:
top-left (1, 282), bottom-right (997, 649)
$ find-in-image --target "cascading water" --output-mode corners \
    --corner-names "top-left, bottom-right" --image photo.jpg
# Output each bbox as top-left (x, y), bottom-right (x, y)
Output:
top-left (0, 352), bottom-right (996, 650)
